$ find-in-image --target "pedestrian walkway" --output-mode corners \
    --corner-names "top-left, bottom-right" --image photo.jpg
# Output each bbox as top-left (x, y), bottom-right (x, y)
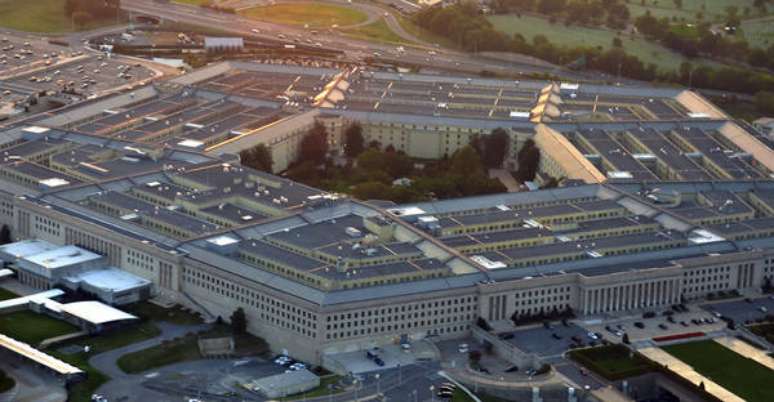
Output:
top-left (637, 347), bottom-right (743, 402)
top-left (713, 336), bottom-right (774, 370)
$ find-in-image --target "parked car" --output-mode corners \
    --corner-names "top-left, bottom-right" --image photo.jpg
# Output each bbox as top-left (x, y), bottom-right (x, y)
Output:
top-left (634, 322), bottom-right (645, 329)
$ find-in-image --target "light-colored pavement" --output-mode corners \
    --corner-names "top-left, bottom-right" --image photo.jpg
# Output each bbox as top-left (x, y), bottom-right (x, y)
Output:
top-left (489, 169), bottom-right (520, 192)
top-left (713, 336), bottom-right (774, 370)
top-left (0, 362), bottom-right (67, 402)
top-left (637, 347), bottom-right (743, 402)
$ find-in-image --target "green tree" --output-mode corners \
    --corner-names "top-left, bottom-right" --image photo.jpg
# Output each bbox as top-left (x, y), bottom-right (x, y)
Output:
top-left (481, 128), bottom-right (510, 168)
top-left (450, 145), bottom-right (484, 176)
top-left (230, 307), bottom-right (247, 334)
top-left (515, 139), bottom-right (541, 182)
top-left (344, 122), bottom-right (365, 158)
top-left (298, 121), bottom-right (329, 164)
top-left (239, 143), bottom-right (273, 173)
top-left (352, 181), bottom-right (392, 201)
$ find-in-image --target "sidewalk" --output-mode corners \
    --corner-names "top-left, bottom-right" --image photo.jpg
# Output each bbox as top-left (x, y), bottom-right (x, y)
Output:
top-left (713, 336), bottom-right (774, 370)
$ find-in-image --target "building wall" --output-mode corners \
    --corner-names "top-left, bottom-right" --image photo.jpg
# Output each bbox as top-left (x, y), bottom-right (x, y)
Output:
top-left (3, 192), bottom-right (774, 364)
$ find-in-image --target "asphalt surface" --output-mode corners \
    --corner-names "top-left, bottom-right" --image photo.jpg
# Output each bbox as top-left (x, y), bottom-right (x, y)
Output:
top-left (703, 296), bottom-right (774, 324)
top-left (504, 323), bottom-right (589, 358)
top-left (120, 0), bottom-right (596, 80)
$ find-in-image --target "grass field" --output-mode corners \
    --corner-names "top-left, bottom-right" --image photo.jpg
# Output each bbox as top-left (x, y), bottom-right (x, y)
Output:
top-left (568, 344), bottom-right (655, 380)
top-left (0, 288), bottom-right (18, 301)
top-left (663, 340), bottom-right (774, 402)
top-left (488, 14), bottom-right (720, 71)
top-left (625, 0), bottom-right (769, 22)
top-left (740, 16), bottom-right (774, 49)
top-left (239, 3), bottom-right (368, 29)
top-left (343, 20), bottom-right (406, 45)
top-left (0, 311), bottom-right (77, 345)
top-left (0, 368), bottom-right (14, 393)
top-left (748, 322), bottom-right (774, 346)
top-left (0, 0), bottom-right (120, 33)
top-left (173, 0), bottom-right (212, 5)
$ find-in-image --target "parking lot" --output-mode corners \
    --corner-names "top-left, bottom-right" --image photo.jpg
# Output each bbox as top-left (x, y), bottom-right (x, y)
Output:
top-left (503, 323), bottom-right (589, 358)
top-left (0, 31), bottom-right (156, 116)
top-left (581, 307), bottom-right (726, 343)
top-left (324, 344), bottom-right (417, 374)
top-left (703, 296), bottom-right (774, 325)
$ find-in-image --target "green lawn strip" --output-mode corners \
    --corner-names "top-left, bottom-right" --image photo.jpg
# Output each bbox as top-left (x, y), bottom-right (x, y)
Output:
top-left (398, 16), bottom-right (456, 48)
top-left (279, 375), bottom-right (342, 400)
top-left (0, 0), bottom-right (122, 33)
top-left (747, 322), bottom-right (774, 348)
top-left (0, 287), bottom-right (18, 301)
top-left (124, 302), bottom-right (203, 326)
top-left (116, 324), bottom-right (266, 374)
top-left (50, 351), bottom-right (108, 402)
top-left (662, 340), bottom-right (774, 402)
top-left (116, 333), bottom-right (202, 374)
top-left (0, 311), bottom-right (78, 345)
top-left (568, 344), bottom-right (655, 381)
top-left (44, 322), bottom-right (160, 402)
top-left (342, 20), bottom-right (408, 45)
top-left (0, 368), bottom-right (15, 393)
top-left (239, 3), bottom-right (368, 29)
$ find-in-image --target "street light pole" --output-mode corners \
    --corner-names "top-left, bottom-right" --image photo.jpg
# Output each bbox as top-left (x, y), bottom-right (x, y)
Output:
top-left (430, 385), bottom-right (435, 402)
top-left (375, 373), bottom-right (381, 396)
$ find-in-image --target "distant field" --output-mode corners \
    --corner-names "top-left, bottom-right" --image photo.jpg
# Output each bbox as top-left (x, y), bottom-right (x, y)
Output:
top-left (343, 20), bottom-right (406, 45)
top-left (0, 0), bottom-right (119, 33)
top-left (239, 3), bottom-right (368, 28)
top-left (173, 0), bottom-right (212, 5)
top-left (488, 14), bottom-right (711, 71)
top-left (663, 340), bottom-right (774, 402)
top-left (625, 0), bottom-right (769, 22)
top-left (741, 17), bottom-right (774, 48)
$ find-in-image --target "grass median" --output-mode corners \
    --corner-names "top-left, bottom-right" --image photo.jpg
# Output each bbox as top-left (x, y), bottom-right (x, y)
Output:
top-left (239, 3), bottom-right (368, 29)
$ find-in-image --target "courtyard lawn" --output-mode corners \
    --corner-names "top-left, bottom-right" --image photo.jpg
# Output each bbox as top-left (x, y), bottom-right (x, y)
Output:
top-left (487, 14), bottom-right (719, 71)
top-left (568, 344), bottom-right (655, 380)
top-left (343, 20), bottom-right (407, 45)
top-left (239, 3), bottom-right (369, 29)
top-left (0, 311), bottom-right (78, 345)
top-left (663, 340), bottom-right (774, 402)
top-left (0, 0), bottom-right (121, 33)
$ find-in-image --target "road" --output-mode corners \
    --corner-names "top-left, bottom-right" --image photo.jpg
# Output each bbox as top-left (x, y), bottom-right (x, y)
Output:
top-left (120, 0), bottom-right (595, 80)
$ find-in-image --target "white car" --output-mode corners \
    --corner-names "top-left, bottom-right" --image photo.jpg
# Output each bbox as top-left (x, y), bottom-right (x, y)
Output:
top-left (251, 28), bottom-right (260, 34)
top-left (587, 332), bottom-right (598, 340)
top-left (458, 343), bottom-right (469, 353)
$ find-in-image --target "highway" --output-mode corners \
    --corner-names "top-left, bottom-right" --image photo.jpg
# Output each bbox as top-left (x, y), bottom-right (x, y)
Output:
top-left (121, 0), bottom-right (595, 79)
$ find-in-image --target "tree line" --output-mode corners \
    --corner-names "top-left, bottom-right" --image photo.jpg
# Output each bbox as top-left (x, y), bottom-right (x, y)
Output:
top-left (414, 3), bottom-right (774, 95)
top-left (491, 0), bottom-right (631, 30)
